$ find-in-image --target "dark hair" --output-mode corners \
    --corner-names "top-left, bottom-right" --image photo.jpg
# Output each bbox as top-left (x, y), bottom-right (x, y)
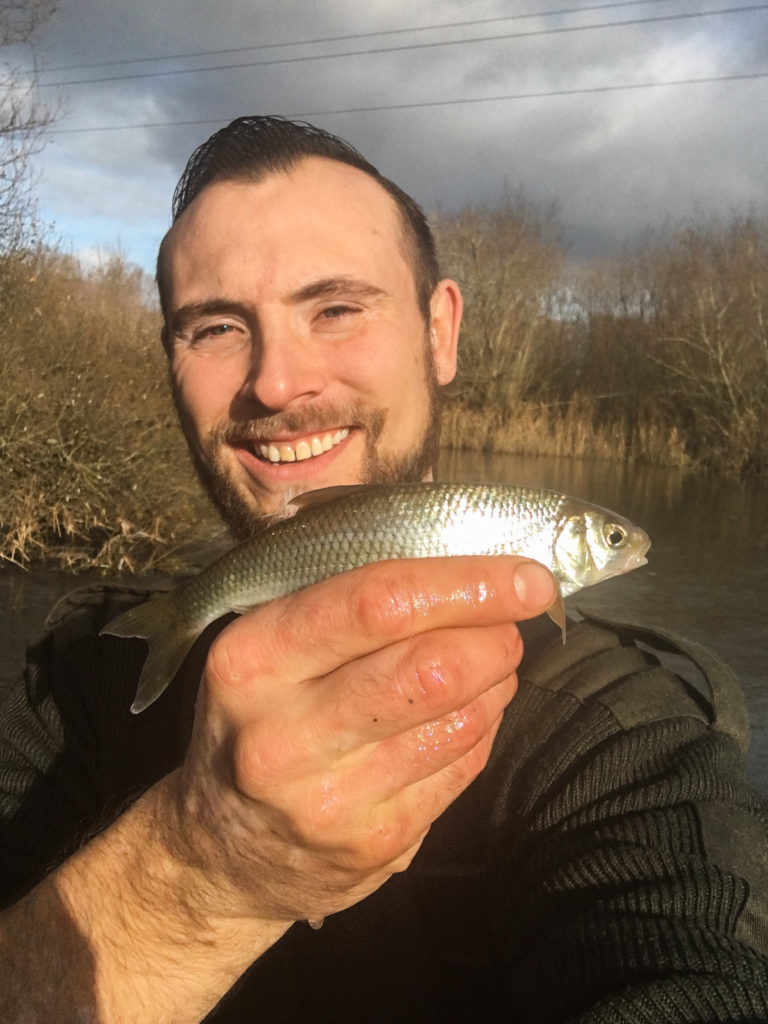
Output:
top-left (158, 115), bottom-right (439, 321)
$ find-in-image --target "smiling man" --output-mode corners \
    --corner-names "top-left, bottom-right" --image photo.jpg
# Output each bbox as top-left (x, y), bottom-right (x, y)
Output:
top-left (0, 117), bottom-right (767, 1023)
top-left (159, 151), bottom-right (460, 528)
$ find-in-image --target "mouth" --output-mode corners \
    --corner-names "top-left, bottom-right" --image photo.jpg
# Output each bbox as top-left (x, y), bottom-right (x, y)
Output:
top-left (628, 534), bottom-right (652, 569)
top-left (245, 427), bottom-right (351, 465)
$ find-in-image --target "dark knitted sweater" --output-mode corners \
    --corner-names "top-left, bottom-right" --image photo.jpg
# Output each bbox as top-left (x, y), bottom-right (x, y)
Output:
top-left (1, 583), bottom-right (767, 1022)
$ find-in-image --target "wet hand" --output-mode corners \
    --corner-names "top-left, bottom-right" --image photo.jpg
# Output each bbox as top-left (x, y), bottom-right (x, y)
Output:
top-left (165, 555), bottom-right (556, 924)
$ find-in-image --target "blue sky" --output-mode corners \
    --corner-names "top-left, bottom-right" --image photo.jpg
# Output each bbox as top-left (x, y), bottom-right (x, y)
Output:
top-left (23, 0), bottom-right (768, 276)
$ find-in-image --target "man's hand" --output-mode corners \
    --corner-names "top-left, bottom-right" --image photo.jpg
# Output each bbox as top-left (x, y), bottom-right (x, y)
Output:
top-left (162, 555), bottom-right (556, 925)
top-left (0, 554), bottom-right (555, 1024)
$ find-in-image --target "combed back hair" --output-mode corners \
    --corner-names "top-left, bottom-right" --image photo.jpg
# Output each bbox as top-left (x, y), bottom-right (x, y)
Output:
top-left (158, 115), bottom-right (440, 322)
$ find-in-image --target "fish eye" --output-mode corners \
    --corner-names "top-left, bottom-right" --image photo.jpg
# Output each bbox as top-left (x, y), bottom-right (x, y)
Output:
top-left (603, 523), bottom-right (628, 549)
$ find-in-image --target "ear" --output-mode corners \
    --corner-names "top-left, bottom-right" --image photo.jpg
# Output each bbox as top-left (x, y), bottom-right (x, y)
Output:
top-left (428, 278), bottom-right (462, 386)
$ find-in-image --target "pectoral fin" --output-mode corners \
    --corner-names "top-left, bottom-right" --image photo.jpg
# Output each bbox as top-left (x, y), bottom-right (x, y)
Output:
top-left (546, 587), bottom-right (567, 643)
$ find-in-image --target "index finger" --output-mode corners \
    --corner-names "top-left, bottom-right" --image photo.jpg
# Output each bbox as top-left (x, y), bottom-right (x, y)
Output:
top-left (209, 556), bottom-right (556, 693)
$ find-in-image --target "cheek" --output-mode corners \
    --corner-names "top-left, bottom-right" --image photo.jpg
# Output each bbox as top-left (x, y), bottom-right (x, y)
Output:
top-left (345, 328), bottom-right (425, 390)
top-left (172, 355), bottom-right (243, 425)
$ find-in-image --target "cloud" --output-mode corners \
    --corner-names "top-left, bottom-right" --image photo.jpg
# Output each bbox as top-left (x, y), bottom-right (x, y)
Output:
top-left (26, 0), bottom-right (768, 271)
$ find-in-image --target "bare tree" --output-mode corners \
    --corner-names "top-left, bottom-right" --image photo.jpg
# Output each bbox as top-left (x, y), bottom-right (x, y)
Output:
top-left (0, 0), bottom-right (57, 250)
top-left (643, 216), bottom-right (768, 472)
top-left (433, 193), bottom-right (562, 410)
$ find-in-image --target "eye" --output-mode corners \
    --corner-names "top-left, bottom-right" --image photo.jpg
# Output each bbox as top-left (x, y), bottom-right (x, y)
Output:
top-left (189, 321), bottom-right (243, 348)
top-left (196, 322), bottom-right (238, 339)
top-left (320, 304), bottom-right (356, 319)
top-left (314, 303), bottom-right (363, 334)
top-left (603, 523), bottom-right (628, 549)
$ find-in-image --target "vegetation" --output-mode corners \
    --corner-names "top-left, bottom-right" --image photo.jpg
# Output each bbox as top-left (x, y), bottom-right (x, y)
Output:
top-left (0, 207), bottom-right (766, 571)
top-left (0, 0), bottom-right (58, 249)
top-left (0, 248), bottom-right (217, 571)
top-left (0, 0), bottom-right (764, 571)
top-left (437, 205), bottom-right (768, 477)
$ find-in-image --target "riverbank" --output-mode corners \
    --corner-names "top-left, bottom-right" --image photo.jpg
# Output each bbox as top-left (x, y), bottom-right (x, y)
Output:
top-left (2, 209), bottom-right (767, 572)
top-left (439, 401), bottom-right (691, 468)
top-left (0, 422), bottom-right (763, 575)
top-left (2, 452), bottom-right (765, 792)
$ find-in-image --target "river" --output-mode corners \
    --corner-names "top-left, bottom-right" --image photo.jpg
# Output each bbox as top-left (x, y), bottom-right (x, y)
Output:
top-left (1, 452), bottom-right (766, 791)
top-left (439, 451), bottom-right (768, 791)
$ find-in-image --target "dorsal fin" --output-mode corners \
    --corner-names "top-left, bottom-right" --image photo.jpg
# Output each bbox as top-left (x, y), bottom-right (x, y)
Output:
top-left (289, 483), bottom-right (387, 511)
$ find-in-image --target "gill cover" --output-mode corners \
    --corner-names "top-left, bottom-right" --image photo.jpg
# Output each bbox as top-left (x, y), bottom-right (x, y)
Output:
top-left (554, 514), bottom-right (594, 596)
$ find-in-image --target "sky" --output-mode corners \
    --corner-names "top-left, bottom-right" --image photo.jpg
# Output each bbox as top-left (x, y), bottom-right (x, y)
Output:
top-left (15, 0), bottom-right (768, 276)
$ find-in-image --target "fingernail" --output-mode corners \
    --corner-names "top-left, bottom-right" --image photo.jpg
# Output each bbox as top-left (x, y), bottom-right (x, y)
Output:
top-left (513, 561), bottom-right (556, 610)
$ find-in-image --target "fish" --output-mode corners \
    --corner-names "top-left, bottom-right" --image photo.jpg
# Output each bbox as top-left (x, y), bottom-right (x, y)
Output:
top-left (100, 482), bottom-right (651, 714)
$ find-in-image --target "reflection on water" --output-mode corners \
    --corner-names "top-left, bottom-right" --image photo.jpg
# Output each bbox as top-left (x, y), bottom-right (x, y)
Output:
top-left (438, 451), bottom-right (768, 792)
top-left (1, 453), bottom-right (766, 791)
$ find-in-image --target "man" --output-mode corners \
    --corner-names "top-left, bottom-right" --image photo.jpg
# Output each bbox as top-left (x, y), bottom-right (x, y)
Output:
top-left (1, 116), bottom-right (766, 1022)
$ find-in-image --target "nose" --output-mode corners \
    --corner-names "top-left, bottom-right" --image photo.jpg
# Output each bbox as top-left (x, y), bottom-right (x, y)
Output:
top-left (234, 328), bottom-right (326, 415)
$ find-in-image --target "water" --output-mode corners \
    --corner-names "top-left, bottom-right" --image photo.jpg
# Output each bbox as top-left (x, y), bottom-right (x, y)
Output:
top-left (438, 451), bottom-right (768, 792)
top-left (1, 453), bottom-right (766, 791)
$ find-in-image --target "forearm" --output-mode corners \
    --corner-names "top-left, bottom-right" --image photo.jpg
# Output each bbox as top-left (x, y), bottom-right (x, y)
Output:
top-left (0, 776), bottom-right (289, 1024)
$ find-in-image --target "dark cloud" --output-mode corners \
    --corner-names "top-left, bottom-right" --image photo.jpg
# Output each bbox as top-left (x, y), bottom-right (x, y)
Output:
top-left (28, 0), bottom-right (768, 271)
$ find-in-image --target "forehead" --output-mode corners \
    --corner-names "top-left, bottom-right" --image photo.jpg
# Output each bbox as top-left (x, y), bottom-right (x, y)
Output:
top-left (161, 157), bottom-right (412, 293)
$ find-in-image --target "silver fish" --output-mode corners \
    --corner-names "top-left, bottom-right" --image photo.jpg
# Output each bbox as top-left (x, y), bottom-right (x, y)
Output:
top-left (100, 482), bottom-right (650, 714)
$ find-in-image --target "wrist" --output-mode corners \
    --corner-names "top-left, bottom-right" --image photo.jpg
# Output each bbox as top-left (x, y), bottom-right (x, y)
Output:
top-left (54, 776), bottom-right (290, 1023)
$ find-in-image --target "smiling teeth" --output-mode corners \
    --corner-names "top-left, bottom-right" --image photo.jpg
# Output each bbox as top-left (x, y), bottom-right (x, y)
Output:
top-left (259, 428), bottom-right (349, 464)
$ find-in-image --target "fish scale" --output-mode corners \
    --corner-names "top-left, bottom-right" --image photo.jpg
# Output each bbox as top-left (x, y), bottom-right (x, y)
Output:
top-left (100, 482), bottom-right (650, 713)
top-left (178, 484), bottom-right (564, 626)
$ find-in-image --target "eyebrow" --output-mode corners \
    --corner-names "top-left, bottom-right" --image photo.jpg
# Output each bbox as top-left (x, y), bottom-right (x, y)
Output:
top-left (170, 277), bottom-right (389, 334)
top-left (287, 276), bottom-right (389, 304)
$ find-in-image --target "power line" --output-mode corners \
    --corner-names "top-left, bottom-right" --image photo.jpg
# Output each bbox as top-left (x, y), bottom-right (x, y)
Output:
top-left (46, 70), bottom-right (768, 136)
top-left (37, 5), bottom-right (768, 90)
top-left (40, 0), bottom-right (677, 75)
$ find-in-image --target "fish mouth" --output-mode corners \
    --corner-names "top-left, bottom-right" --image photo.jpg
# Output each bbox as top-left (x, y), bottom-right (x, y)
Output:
top-left (240, 427), bottom-right (351, 465)
top-left (628, 534), bottom-right (652, 569)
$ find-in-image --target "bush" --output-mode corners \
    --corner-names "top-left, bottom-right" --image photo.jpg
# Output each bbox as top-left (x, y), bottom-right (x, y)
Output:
top-left (0, 248), bottom-right (217, 571)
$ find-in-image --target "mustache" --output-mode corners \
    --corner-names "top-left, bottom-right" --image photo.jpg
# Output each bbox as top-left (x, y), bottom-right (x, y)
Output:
top-left (210, 403), bottom-right (383, 445)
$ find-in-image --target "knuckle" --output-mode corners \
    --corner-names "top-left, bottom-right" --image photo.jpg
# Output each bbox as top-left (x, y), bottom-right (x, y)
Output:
top-left (299, 782), bottom-right (347, 841)
top-left (347, 816), bottom-right (412, 871)
top-left (447, 703), bottom-right (488, 750)
top-left (205, 629), bottom-right (240, 690)
top-left (231, 723), bottom-right (290, 792)
top-left (271, 593), bottom-right (326, 652)
top-left (400, 646), bottom-right (453, 706)
top-left (346, 564), bottom-right (424, 641)
top-left (412, 704), bottom-right (488, 764)
top-left (275, 776), bottom-right (356, 851)
top-left (297, 799), bottom-right (413, 873)
top-left (395, 629), bottom-right (513, 711)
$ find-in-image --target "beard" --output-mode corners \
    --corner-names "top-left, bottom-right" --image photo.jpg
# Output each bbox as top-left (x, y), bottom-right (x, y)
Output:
top-left (177, 345), bottom-right (443, 540)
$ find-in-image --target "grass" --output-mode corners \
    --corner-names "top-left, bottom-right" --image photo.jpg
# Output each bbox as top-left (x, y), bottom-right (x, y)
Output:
top-left (439, 397), bottom-right (690, 468)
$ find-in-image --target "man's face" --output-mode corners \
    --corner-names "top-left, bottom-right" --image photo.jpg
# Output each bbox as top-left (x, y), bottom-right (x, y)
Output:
top-left (161, 157), bottom-right (460, 534)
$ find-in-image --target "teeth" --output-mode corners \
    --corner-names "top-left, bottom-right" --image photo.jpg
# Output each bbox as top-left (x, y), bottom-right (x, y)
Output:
top-left (258, 428), bottom-right (349, 464)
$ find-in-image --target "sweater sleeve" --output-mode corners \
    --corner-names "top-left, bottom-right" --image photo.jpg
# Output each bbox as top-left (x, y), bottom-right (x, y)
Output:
top-left (0, 582), bottom-right (197, 907)
top-left (484, 614), bottom-right (768, 1023)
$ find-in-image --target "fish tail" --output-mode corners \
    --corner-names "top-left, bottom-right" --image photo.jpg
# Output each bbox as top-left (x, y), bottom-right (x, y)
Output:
top-left (99, 595), bottom-right (198, 714)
